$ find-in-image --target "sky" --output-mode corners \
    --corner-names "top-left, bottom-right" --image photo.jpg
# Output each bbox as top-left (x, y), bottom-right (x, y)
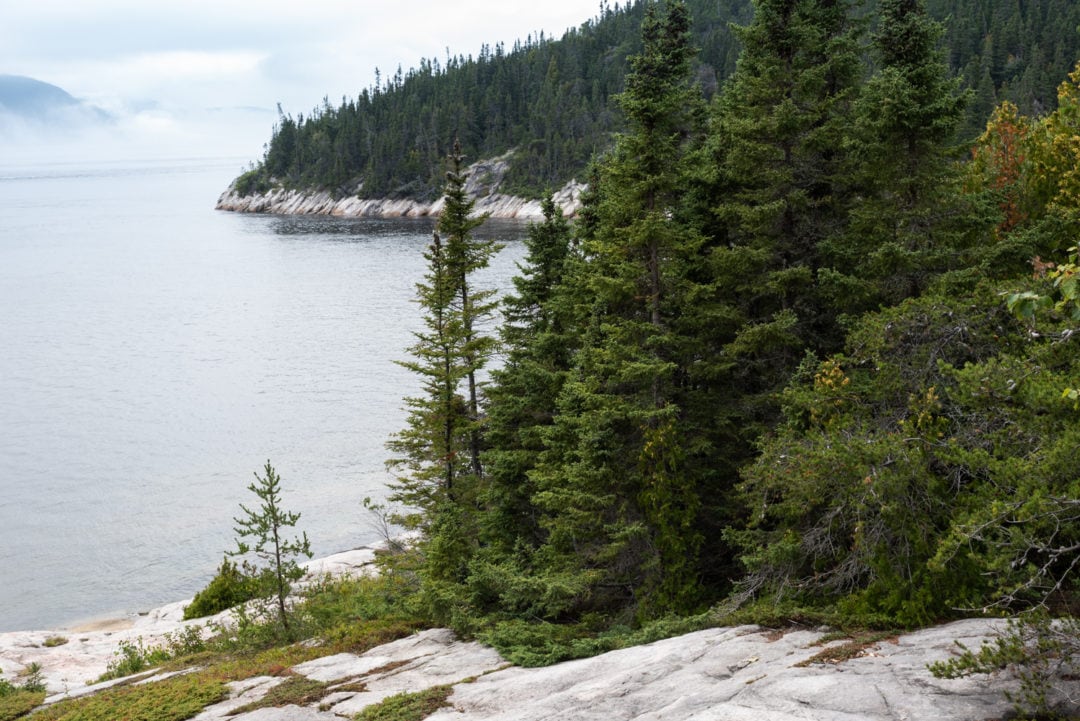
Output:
top-left (0, 0), bottom-right (602, 162)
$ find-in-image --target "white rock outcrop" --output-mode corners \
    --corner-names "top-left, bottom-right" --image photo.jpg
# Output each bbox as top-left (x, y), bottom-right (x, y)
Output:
top-left (214, 154), bottom-right (585, 220)
top-left (5, 557), bottom-right (1075, 720)
top-left (0, 549), bottom-right (378, 695)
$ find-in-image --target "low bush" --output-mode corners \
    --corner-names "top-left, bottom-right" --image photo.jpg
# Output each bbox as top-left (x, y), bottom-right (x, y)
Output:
top-left (354, 685), bottom-right (453, 721)
top-left (32, 673), bottom-right (227, 721)
top-left (183, 558), bottom-right (260, 620)
top-left (98, 626), bottom-right (207, 682)
top-left (0, 663), bottom-right (47, 721)
top-left (929, 612), bottom-right (1080, 720)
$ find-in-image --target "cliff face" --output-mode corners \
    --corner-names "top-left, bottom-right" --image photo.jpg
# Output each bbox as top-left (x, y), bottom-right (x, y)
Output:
top-left (215, 154), bottom-right (585, 220)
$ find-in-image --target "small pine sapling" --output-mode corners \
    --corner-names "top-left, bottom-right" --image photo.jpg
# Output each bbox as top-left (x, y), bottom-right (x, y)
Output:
top-left (230, 460), bottom-right (312, 632)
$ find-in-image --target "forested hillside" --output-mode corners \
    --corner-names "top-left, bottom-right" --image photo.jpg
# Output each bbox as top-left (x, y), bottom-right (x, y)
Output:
top-left (231, 0), bottom-right (1080, 202)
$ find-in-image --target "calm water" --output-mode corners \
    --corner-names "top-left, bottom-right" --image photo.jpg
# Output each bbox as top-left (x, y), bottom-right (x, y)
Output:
top-left (0, 157), bottom-right (525, 631)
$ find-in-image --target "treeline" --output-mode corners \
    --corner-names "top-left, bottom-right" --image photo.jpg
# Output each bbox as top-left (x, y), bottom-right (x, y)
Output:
top-left (383, 0), bottom-right (1080, 659)
top-left (242, 0), bottom-right (749, 201)
top-left (936, 0), bottom-right (1080, 134)
top-left (235, 0), bottom-right (1080, 202)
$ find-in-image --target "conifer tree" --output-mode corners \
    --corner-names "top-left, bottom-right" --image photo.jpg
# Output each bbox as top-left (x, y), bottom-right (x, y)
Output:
top-left (386, 229), bottom-right (472, 518)
top-left (709, 0), bottom-right (863, 350)
top-left (385, 142), bottom-right (499, 618)
top-left (480, 194), bottom-right (576, 556)
top-left (825, 0), bottom-right (971, 308)
top-left (439, 139), bottom-right (500, 481)
top-left (687, 0), bottom-right (865, 461)
top-left (521, 0), bottom-right (710, 618)
top-left (230, 461), bottom-right (312, 633)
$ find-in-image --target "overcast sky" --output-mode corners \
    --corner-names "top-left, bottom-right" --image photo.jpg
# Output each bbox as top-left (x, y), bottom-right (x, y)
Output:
top-left (0, 0), bottom-right (601, 161)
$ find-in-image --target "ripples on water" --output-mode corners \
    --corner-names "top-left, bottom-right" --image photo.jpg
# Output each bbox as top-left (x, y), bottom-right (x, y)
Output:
top-left (0, 158), bottom-right (525, 631)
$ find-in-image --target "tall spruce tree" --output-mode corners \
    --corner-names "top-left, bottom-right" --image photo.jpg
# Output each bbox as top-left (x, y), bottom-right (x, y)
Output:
top-left (440, 139), bottom-right (500, 481)
top-left (386, 229), bottom-right (472, 521)
top-left (521, 0), bottom-right (710, 619)
top-left (386, 142), bottom-right (499, 618)
top-left (479, 194), bottom-right (577, 556)
top-left (823, 0), bottom-right (971, 308)
top-left (696, 0), bottom-right (864, 446)
top-left (465, 195), bottom-right (580, 616)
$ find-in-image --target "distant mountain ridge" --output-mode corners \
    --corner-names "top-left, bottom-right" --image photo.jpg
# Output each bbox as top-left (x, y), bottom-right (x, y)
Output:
top-left (0, 74), bottom-right (110, 127)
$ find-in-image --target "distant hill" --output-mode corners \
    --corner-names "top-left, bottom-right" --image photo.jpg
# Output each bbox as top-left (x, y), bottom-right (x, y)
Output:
top-left (0, 75), bottom-right (110, 127)
top-left (231, 0), bottom-right (1080, 202)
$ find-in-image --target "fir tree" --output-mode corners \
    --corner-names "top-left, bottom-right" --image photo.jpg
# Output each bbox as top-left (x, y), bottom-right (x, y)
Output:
top-left (438, 139), bottom-right (500, 481)
top-left (687, 0), bottom-right (866, 468)
top-left (386, 142), bottom-right (500, 620)
top-left (524, 0), bottom-right (710, 619)
top-left (480, 193), bottom-right (577, 555)
top-left (825, 0), bottom-right (971, 308)
top-left (386, 229), bottom-right (472, 517)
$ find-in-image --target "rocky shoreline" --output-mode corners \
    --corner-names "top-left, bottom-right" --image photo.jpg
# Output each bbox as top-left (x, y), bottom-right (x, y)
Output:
top-left (0, 548), bottom-right (379, 696)
top-left (2, 549), bottom-right (1072, 720)
top-left (214, 154), bottom-right (586, 220)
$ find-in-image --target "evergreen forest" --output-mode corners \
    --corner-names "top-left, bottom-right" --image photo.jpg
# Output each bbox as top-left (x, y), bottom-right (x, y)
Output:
top-left (371, 0), bottom-right (1080, 662)
top-left (230, 0), bottom-right (1080, 202)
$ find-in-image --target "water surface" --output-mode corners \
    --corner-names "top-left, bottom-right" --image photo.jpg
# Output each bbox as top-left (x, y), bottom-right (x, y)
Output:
top-left (0, 157), bottom-right (524, 631)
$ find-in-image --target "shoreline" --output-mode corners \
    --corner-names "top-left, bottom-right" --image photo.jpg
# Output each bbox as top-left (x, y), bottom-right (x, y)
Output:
top-left (214, 180), bottom-right (584, 220)
top-left (0, 547), bottom-right (380, 695)
top-left (214, 153), bottom-right (585, 220)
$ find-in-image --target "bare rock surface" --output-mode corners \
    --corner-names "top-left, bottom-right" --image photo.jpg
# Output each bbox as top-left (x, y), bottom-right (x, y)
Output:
top-left (6, 569), bottom-right (1072, 721)
top-left (214, 154), bottom-right (585, 220)
top-left (427, 620), bottom-right (1023, 721)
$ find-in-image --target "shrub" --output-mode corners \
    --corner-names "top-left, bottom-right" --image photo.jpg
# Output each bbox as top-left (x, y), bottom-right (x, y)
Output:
top-left (233, 169), bottom-right (271, 196)
top-left (98, 626), bottom-right (207, 682)
top-left (929, 612), bottom-right (1080, 720)
top-left (183, 558), bottom-right (259, 620)
top-left (0, 663), bottom-right (47, 720)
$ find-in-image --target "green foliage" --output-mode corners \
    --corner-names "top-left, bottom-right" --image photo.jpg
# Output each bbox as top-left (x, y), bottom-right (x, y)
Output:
top-left (733, 273), bottom-right (1080, 624)
top-left (183, 557), bottom-right (260, 620)
top-left (42, 636), bottom-right (67, 648)
top-left (478, 612), bottom-right (713, 667)
top-left (33, 673), bottom-right (227, 721)
top-left (0, 661), bottom-right (46, 721)
top-left (929, 612), bottom-right (1080, 720)
top-left (385, 142), bottom-right (502, 624)
top-left (229, 461), bottom-right (312, 634)
top-left (230, 1), bottom-right (753, 200)
top-left (98, 626), bottom-right (207, 682)
top-left (0, 691), bottom-right (44, 721)
top-left (229, 675), bottom-right (330, 715)
top-left (507, 0), bottom-right (713, 621)
top-left (232, 168), bottom-right (270, 196)
top-left (292, 574), bottom-right (430, 654)
top-left (353, 685), bottom-right (453, 721)
top-left (832, 0), bottom-right (973, 309)
top-left (229, 0), bottom-right (1079, 202)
